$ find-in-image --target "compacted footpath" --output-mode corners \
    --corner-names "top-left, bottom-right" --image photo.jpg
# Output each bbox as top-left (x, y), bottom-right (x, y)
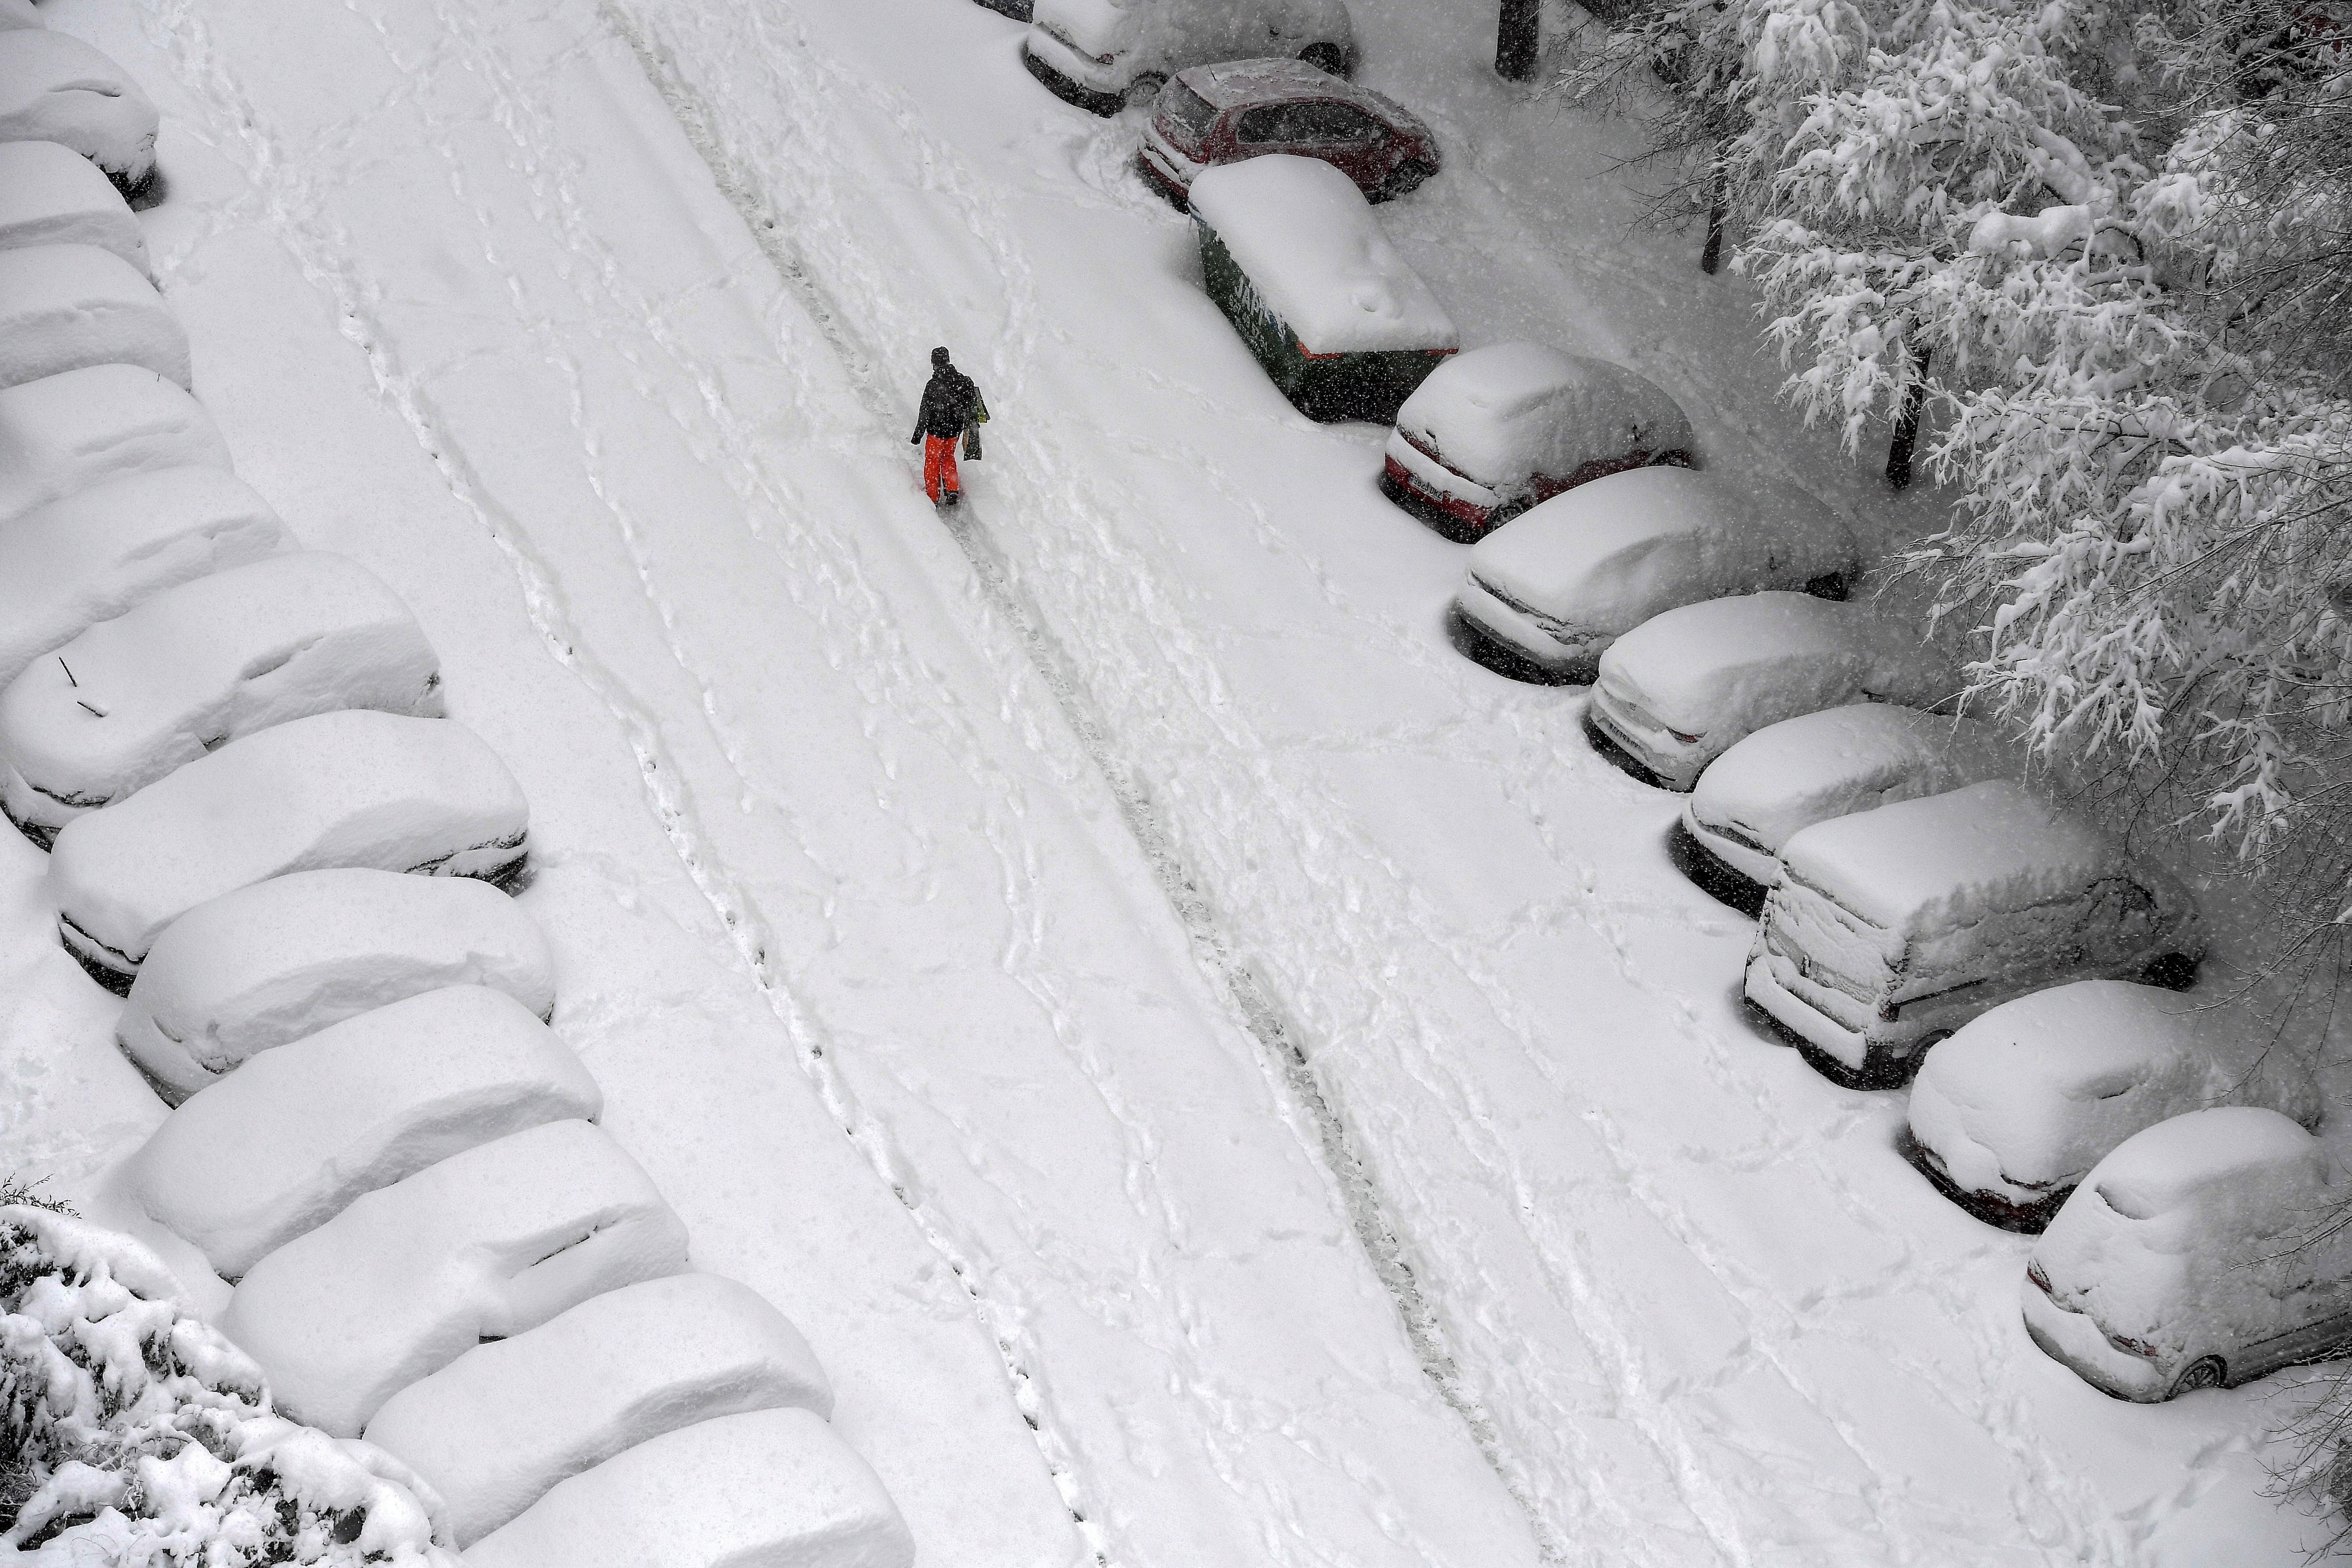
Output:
top-left (0, 0), bottom-right (2319, 1566)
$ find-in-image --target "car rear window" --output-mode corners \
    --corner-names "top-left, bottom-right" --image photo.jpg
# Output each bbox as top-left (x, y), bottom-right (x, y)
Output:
top-left (1161, 83), bottom-right (1220, 143)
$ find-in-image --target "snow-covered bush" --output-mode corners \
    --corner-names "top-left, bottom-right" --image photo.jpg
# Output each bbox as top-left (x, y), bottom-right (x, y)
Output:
top-left (364, 1273), bottom-right (832, 1545)
top-left (0, 1202), bottom-right (456, 1563)
top-left (0, 140), bottom-right (148, 271)
top-left (0, 31), bottom-right (159, 191)
top-left (0, 243), bottom-right (186, 393)
top-left (0, 365), bottom-right (230, 527)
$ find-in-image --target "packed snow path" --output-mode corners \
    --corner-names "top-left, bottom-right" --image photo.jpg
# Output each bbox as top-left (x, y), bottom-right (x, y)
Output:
top-left (0, 0), bottom-right (2313, 1565)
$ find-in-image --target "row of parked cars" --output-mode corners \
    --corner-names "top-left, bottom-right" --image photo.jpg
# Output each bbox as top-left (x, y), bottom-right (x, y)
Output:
top-left (0, 17), bottom-right (914, 1568)
top-left (980, 0), bottom-right (2352, 1413)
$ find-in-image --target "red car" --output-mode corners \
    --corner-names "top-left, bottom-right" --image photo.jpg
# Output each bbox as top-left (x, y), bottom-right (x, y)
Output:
top-left (1138, 58), bottom-right (1438, 210)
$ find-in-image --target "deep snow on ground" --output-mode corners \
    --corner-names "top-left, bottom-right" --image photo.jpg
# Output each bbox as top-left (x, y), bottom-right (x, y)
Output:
top-left (0, 0), bottom-right (2334, 1565)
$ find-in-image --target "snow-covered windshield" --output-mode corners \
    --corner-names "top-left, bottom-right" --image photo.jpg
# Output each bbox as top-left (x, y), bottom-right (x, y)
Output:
top-left (1162, 82), bottom-right (1219, 143)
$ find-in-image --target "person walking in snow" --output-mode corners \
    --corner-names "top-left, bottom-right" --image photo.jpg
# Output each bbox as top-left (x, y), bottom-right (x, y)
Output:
top-left (910, 346), bottom-right (988, 508)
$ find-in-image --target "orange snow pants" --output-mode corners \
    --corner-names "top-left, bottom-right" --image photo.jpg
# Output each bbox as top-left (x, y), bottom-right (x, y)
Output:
top-left (923, 434), bottom-right (961, 502)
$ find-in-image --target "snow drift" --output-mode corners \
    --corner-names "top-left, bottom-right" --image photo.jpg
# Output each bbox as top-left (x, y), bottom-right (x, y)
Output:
top-left (117, 866), bottom-right (556, 1103)
top-left (218, 1119), bottom-right (689, 1437)
top-left (47, 709), bottom-right (531, 990)
top-left (364, 1273), bottom-right (834, 1545)
top-left (0, 363), bottom-right (231, 527)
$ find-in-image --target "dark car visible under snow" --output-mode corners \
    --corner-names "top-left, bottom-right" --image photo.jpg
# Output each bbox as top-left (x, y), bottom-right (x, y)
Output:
top-left (1138, 58), bottom-right (1438, 208)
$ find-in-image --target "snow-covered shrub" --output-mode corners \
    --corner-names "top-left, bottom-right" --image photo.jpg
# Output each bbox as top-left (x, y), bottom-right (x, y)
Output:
top-left (0, 552), bottom-right (443, 842)
top-left (0, 31), bottom-right (159, 191)
top-left (0, 466), bottom-right (286, 693)
top-left (118, 868), bottom-right (556, 1105)
top-left (0, 1202), bottom-right (456, 1563)
top-left (0, 141), bottom-right (148, 271)
top-left (364, 1273), bottom-right (832, 1545)
top-left (122, 985), bottom-right (603, 1278)
top-left (463, 1409), bottom-right (912, 1568)
top-left (0, 365), bottom-right (230, 527)
top-left (0, 243), bottom-right (186, 393)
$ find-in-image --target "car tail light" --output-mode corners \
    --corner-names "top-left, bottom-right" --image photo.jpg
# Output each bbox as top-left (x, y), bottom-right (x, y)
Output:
top-left (1669, 728), bottom-right (1702, 745)
top-left (2026, 1260), bottom-right (2053, 1296)
top-left (2105, 1331), bottom-right (2160, 1359)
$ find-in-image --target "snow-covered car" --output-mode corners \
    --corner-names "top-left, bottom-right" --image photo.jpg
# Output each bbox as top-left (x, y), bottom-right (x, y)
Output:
top-left (1583, 593), bottom-right (1942, 790)
top-left (0, 29), bottom-right (161, 195)
top-left (1452, 470), bottom-right (1854, 686)
top-left (0, 364), bottom-right (230, 527)
top-left (1190, 155), bottom-right (1456, 421)
top-left (1744, 780), bottom-right (2205, 1087)
top-left (2024, 1106), bottom-right (2352, 1401)
top-left (1024, 0), bottom-right (1354, 116)
top-left (1673, 703), bottom-right (2020, 913)
top-left (0, 139), bottom-right (148, 271)
top-left (0, 244), bottom-right (187, 394)
top-left (1907, 981), bottom-right (2323, 1230)
top-left (1383, 343), bottom-right (1694, 540)
top-left (1139, 58), bottom-right (1436, 208)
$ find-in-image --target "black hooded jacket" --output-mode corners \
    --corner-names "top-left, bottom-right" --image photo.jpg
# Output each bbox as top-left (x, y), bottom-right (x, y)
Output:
top-left (912, 365), bottom-right (982, 441)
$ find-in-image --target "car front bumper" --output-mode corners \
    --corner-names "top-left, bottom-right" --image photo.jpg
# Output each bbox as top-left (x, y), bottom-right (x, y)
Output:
top-left (1022, 34), bottom-right (1126, 114)
top-left (1379, 432), bottom-right (1502, 539)
top-left (1584, 687), bottom-right (1706, 791)
top-left (2020, 1278), bottom-right (2169, 1401)
top-left (1677, 806), bottom-right (1778, 891)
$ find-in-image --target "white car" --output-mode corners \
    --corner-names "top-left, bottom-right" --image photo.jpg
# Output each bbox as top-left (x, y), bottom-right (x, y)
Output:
top-left (1908, 981), bottom-right (2323, 1229)
top-left (1384, 343), bottom-right (1694, 540)
top-left (1583, 593), bottom-right (1942, 789)
top-left (1744, 780), bottom-right (2204, 1086)
top-left (2025, 1107), bottom-right (2352, 1401)
top-left (1674, 703), bottom-right (2019, 912)
top-left (1453, 472), bottom-right (1857, 687)
top-left (1023, 0), bottom-right (1354, 115)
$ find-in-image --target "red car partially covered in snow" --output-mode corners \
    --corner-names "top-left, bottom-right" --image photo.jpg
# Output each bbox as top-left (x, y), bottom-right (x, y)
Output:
top-left (1138, 59), bottom-right (1438, 209)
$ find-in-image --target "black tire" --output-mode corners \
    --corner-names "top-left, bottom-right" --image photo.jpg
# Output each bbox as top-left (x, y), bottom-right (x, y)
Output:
top-left (2143, 951), bottom-right (2200, 991)
top-left (1377, 160), bottom-right (1435, 203)
top-left (1803, 572), bottom-right (1852, 601)
top-left (1300, 41), bottom-right (1351, 77)
top-left (1123, 72), bottom-right (1168, 111)
top-left (2171, 1356), bottom-right (2226, 1396)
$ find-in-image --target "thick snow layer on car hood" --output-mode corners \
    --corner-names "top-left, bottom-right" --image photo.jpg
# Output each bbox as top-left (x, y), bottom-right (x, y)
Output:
top-left (1034, 0), bottom-right (1127, 56)
top-left (1910, 981), bottom-right (2323, 1197)
top-left (1395, 343), bottom-right (1692, 489)
top-left (1185, 57), bottom-right (1412, 126)
top-left (1595, 592), bottom-right (1942, 738)
top-left (1689, 704), bottom-right (2018, 857)
top-left (1777, 780), bottom-right (2162, 937)
top-left (1472, 470), bottom-right (1850, 637)
top-left (2034, 1108), bottom-right (2337, 1353)
top-left (1191, 156), bottom-right (1456, 355)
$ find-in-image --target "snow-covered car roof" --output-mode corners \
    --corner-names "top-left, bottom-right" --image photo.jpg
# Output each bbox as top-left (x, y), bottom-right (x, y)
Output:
top-left (1595, 592), bottom-right (1940, 738)
top-left (1910, 980), bottom-right (2322, 1199)
top-left (1178, 57), bottom-right (1422, 131)
top-left (1470, 470), bottom-right (1850, 637)
top-left (1689, 703), bottom-right (2018, 857)
top-left (1189, 155), bottom-right (1456, 355)
top-left (1395, 342), bottom-right (1691, 490)
top-left (1777, 779), bottom-right (2188, 937)
top-left (1037, 0), bottom-right (1352, 63)
top-left (2034, 1106), bottom-right (2333, 1342)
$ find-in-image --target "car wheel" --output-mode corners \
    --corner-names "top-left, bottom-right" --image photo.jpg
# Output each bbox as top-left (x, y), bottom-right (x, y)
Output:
top-left (1123, 72), bottom-right (1168, 111)
top-left (2143, 951), bottom-right (2200, 991)
top-left (2171, 1356), bottom-right (2227, 1396)
top-left (1300, 41), bottom-right (1351, 78)
top-left (1377, 159), bottom-right (1436, 202)
top-left (1803, 572), bottom-right (1852, 601)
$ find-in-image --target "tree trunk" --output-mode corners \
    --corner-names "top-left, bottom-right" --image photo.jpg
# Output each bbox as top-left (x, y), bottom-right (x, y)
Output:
top-left (1699, 161), bottom-right (1728, 274)
top-left (1497, 0), bottom-right (1540, 81)
top-left (1886, 341), bottom-right (1931, 489)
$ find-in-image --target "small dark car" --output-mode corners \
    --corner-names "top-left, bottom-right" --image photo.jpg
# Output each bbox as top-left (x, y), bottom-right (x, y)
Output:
top-left (1138, 58), bottom-right (1438, 209)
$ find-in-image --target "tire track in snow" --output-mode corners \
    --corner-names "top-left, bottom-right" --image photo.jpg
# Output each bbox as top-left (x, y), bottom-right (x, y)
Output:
top-left (600, 7), bottom-right (1552, 1556)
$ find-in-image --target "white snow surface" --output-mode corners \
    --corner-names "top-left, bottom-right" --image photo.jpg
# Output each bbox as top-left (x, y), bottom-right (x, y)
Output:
top-left (120, 984), bottom-right (602, 1277)
top-left (0, 550), bottom-right (441, 836)
top-left (1395, 342), bottom-right (1693, 489)
top-left (1031, 0), bottom-right (1352, 81)
top-left (0, 27), bottom-right (157, 182)
top-left (1687, 703), bottom-right (2021, 863)
top-left (461, 1407), bottom-right (913, 1568)
top-left (1, 0), bottom-right (2324, 1563)
top-left (48, 709), bottom-right (529, 979)
top-left (1189, 155), bottom-right (1456, 353)
top-left (365, 1272), bottom-right (834, 1546)
top-left (0, 362), bottom-right (229, 525)
top-left (0, 0), bottom-right (42, 30)
top-left (0, 464), bottom-right (286, 692)
top-left (219, 1118), bottom-right (689, 1437)
top-left (118, 867), bottom-right (556, 1103)
top-left (1470, 468), bottom-right (1856, 642)
top-left (1909, 980), bottom-right (2325, 1206)
top-left (0, 138), bottom-right (148, 270)
top-left (0, 241), bottom-right (185, 390)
